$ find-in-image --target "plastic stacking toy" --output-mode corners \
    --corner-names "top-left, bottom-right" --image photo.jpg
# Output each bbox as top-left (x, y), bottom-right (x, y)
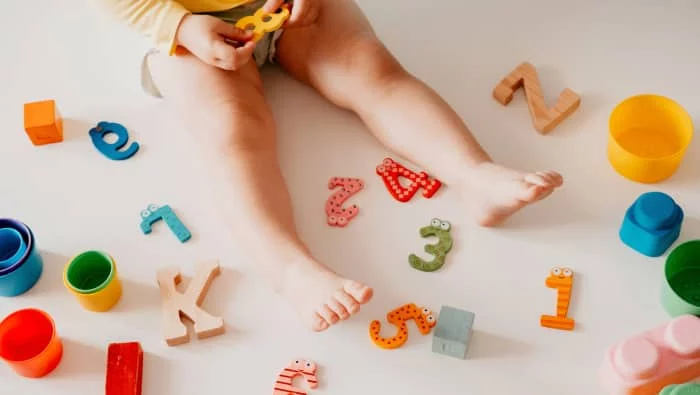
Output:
top-left (156, 260), bottom-right (224, 346)
top-left (0, 308), bottom-right (63, 378)
top-left (106, 342), bottom-right (143, 395)
top-left (23, 99), bottom-right (63, 146)
top-left (273, 359), bottom-right (319, 395)
top-left (89, 121), bottom-right (140, 161)
top-left (600, 314), bottom-right (700, 394)
top-left (662, 240), bottom-right (700, 317)
top-left (493, 62), bottom-right (581, 134)
top-left (63, 250), bottom-right (122, 312)
top-left (375, 157), bottom-right (442, 203)
top-left (608, 94), bottom-right (693, 183)
top-left (235, 4), bottom-right (290, 42)
top-left (409, 218), bottom-right (453, 272)
top-left (660, 383), bottom-right (700, 395)
top-left (140, 204), bottom-right (191, 243)
top-left (325, 177), bottom-right (364, 227)
top-left (369, 303), bottom-right (437, 349)
top-left (541, 267), bottom-right (575, 331)
top-left (619, 192), bottom-right (684, 257)
top-left (432, 306), bottom-right (475, 359)
top-left (0, 219), bottom-right (43, 297)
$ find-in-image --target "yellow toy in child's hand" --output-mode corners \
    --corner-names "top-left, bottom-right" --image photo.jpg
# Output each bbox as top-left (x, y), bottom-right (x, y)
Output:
top-left (235, 5), bottom-right (290, 42)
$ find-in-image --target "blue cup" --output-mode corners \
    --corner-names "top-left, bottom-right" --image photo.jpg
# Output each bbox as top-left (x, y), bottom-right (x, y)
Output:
top-left (0, 228), bottom-right (28, 270)
top-left (0, 219), bottom-right (43, 297)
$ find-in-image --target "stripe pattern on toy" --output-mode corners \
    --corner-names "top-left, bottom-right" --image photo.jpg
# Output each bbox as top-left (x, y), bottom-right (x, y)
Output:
top-left (273, 359), bottom-right (319, 395)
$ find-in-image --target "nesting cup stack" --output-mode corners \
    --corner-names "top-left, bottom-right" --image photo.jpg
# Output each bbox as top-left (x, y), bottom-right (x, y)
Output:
top-left (0, 219), bottom-right (43, 297)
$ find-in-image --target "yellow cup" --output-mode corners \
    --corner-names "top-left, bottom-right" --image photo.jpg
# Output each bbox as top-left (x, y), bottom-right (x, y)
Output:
top-left (63, 251), bottom-right (122, 312)
top-left (608, 94), bottom-right (694, 183)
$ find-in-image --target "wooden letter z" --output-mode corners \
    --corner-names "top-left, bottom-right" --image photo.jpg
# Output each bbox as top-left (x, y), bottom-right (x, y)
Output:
top-left (156, 260), bottom-right (225, 346)
top-left (493, 62), bottom-right (580, 134)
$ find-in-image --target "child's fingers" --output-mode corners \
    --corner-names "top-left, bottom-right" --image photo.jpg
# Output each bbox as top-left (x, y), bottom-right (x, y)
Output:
top-left (212, 40), bottom-right (255, 70)
top-left (287, 0), bottom-right (307, 25)
top-left (215, 21), bottom-right (254, 42)
top-left (262, 0), bottom-right (285, 13)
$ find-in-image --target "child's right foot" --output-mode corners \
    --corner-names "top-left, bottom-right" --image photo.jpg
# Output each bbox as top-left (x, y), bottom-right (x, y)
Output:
top-left (279, 258), bottom-right (373, 331)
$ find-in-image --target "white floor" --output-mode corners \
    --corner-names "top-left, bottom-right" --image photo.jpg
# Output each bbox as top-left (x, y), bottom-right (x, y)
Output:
top-left (1, 1), bottom-right (699, 394)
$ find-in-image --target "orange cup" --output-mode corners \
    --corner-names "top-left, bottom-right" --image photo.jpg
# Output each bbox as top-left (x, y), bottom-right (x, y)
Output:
top-left (0, 308), bottom-right (63, 378)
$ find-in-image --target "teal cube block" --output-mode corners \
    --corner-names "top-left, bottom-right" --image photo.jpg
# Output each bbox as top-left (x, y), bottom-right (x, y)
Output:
top-left (432, 306), bottom-right (475, 359)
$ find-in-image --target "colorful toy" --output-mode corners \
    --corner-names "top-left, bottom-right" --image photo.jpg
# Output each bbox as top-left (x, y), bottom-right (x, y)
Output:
top-left (375, 158), bottom-right (442, 203)
top-left (140, 204), bottom-right (191, 243)
top-left (23, 99), bottom-right (63, 146)
top-left (273, 359), bottom-right (319, 395)
top-left (660, 383), bottom-right (700, 394)
top-left (608, 94), bottom-right (693, 183)
top-left (63, 250), bottom-right (122, 312)
top-left (0, 219), bottom-right (43, 297)
top-left (89, 121), bottom-right (140, 161)
top-left (661, 240), bottom-right (700, 317)
top-left (493, 62), bottom-right (580, 134)
top-left (540, 267), bottom-right (575, 331)
top-left (325, 177), bottom-right (364, 227)
top-left (619, 192), bottom-right (683, 257)
top-left (106, 342), bottom-right (143, 395)
top-left (235, 4), bottom-right (290, 43)
top-left (600, 314), bottom-right (700, 394)
top-left (408, 218), bottom-right (453, 272)
top-left (369, 303), bottom-right (437, 349)
top-left (156, 260), bottom-right (224, 346)
top-left (0, 308), bottom-right (63, 378)
top-left (431, 306), bottom-right (475, 359)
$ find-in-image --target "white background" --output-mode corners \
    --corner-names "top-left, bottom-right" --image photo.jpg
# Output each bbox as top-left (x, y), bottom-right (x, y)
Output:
top-left (1, 1), bottom-right (699, 394)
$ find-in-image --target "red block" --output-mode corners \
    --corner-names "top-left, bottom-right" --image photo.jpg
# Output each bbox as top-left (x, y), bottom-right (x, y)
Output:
top-left (106, 342), bottom-right (143, 395)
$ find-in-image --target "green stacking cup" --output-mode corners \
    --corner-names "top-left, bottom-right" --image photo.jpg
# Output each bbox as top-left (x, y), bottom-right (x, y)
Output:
top-left (661, 240), bottom-right (700, 317)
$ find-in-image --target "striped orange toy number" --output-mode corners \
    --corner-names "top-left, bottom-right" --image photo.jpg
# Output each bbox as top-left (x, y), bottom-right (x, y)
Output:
top-left (540, 267), bottom-right (575, 331)
top-left (273, 359), bottom-right (319, 395)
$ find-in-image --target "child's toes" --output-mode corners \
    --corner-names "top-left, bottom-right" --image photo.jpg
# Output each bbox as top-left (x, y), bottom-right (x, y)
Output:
top-left (328, 298), bottom-right (350, 320)
top-left (335, 290), bottom-right (360, 315)
top-left (312, 313), bottom-right (329, 332)
top-left (524, 172), bottom-right (551, 187)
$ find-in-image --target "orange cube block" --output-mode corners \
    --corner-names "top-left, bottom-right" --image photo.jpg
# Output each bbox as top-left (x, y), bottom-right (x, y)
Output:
top-left (23, 99), bottom-right (63, 146)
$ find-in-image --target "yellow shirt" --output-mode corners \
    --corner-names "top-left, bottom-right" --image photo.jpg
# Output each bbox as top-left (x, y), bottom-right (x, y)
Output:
top-left (95, 0), bottom-right (253, 55)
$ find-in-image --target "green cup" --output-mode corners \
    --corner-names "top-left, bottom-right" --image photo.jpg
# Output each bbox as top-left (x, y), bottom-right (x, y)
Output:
top-left (65, 251), bottom-right (115, 294)
top-left (661, 240), bottom-right (700, 317)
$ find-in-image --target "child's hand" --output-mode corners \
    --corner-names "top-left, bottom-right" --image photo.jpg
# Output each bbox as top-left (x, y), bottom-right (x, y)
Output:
top-left (263, 0), bottom-right (320, 28)
top-left (176, 14), bottom-right (256, 71)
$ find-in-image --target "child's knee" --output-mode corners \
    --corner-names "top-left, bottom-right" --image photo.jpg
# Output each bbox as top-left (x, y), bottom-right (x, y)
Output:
top-left (345, 37), bottom-right (405, 85)
top-left (200, 100), bottom-right (276, 154)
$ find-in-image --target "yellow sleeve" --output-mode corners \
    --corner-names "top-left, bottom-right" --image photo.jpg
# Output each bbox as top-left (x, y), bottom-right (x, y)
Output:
top-left (94, 0), bottom-right (191, 55)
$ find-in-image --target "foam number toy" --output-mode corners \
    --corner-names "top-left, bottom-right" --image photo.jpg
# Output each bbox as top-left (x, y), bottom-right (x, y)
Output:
top-left (89, 121), bottom-right (140, 161)
top-left (273, 359), bottom-right (319, 395)
top-left (376, 158), bottom-right (441, 203)
top-left (325, 177), bottom-right (364, 227)
top-left (235, 5), bottom-right (290, 43)
top-left (140, 204), bottom-right (191, 243)
top-left (369, 303), bottom-right (436, 349)
top-left (540, 267), bottom-right (575, 331)
top-left (409, 218), bottom-right (453, 272)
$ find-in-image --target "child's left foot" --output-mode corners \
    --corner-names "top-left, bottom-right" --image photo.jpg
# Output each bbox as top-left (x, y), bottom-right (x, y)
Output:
top-left (461, 162), bottom-right (563, 227)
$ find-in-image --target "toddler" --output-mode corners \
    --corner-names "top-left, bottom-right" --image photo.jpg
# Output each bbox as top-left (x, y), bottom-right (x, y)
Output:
top-left (95, 0), bottom-right (563, 332)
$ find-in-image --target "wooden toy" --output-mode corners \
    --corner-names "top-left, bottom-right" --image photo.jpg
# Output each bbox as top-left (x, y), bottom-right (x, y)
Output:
top-left (273, 359), bottom-right (319, 395)
top-left (431, 306), bottom-right (475, 359)
top-left (140, 204), bottom-right (191, 243)
top-left (369, 303), bottom-right (436, 349)
top-left (89, 121), bottom-right (140, 161)
top-left (235, 5), bottom-right (290, 43)
top-left (325, 177), bottom-right (364, 227)
top-left (600, 314), bottom-right (700, 394)
top-left (660, 383), bottom-right (700, 395)
top-left (540, 267), bottom-right (575, 331)
top-left (493, 62), bottom-right (580, 134)
top-left (106, 342), bottom-right (143, 395)
top-left (409, 218), bottom-right (453, 272)
top-left (156, 260), bottom-right (224, 346)
top-left (375, 158), bottom-right (442, 203)
top-left (23, 99), bottom-right (63, 146)
top-left (619, 192), bottom-right (683, 257)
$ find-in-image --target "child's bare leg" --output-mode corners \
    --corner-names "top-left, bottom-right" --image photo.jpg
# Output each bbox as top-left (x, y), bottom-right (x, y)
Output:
top-left (276, 0), bottom-right (562, 226)
top-left (146, 52), bottom-right (372, 331)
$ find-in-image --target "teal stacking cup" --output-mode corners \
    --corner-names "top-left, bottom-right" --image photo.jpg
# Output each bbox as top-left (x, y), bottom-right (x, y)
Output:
top-left (0, 219), bottom-right (43, 297)
top-left (0, 228), bottom-right (27, 270)
top-left (661, 240), bottom-right (700, 317)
